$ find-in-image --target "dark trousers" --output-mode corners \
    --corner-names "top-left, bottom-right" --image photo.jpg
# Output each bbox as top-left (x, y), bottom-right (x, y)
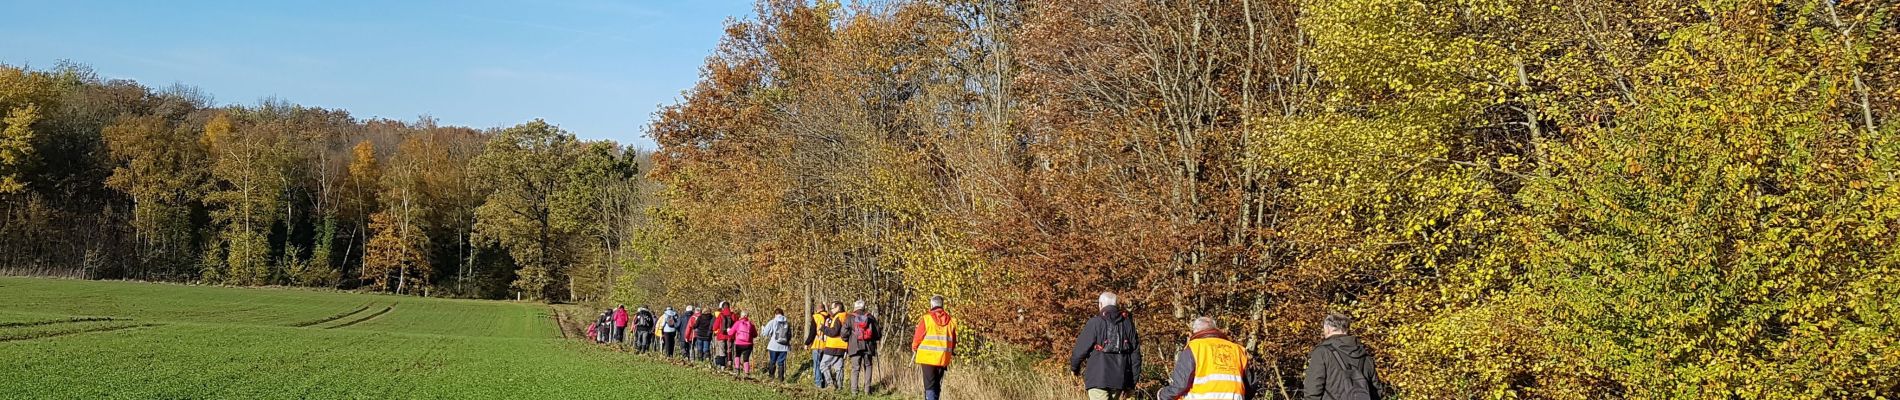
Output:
top-left (662, 332), bottom-right (678, 357)
top-left (767, 350), bottom-right (788, 381)
top-left (920, 364), bottom-right (946, 400)
top-left (613, 325), bottom-right (626, 343)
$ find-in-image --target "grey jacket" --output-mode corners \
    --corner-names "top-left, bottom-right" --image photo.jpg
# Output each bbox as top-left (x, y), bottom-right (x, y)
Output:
top-left (761, 315), bottom-right (792, 352)
top-left (1302, 334), bottom-right (1382, 400)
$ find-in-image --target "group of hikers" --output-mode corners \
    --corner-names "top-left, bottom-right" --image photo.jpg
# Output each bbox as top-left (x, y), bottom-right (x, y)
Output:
top-left (583, 292), bottom-right (1382, 400)
top-left (588, 301), bottom-right (794, 380)
top-left (1070, 292), bottom-right (1383, 400)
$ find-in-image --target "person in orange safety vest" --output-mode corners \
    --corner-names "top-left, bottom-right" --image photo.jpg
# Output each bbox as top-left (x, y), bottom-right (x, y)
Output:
top-left (911, 295), bottom-right (956, 400)
top-left (1156, 316), bottom-right (1251, 400)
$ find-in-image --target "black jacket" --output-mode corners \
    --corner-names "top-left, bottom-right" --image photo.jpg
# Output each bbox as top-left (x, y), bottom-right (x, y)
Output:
top-left (634, 309), bottom-right (654, 330)
top-left (693, 312), bottom-right (715, 338)
top-left (1069, 305), bottom-right (1142, 390)
top-left (1302, 334), bottom-right (1382, 400)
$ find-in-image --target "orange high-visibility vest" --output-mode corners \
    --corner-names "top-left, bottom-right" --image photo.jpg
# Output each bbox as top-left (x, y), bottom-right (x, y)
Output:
top-left (810, 312), bottom-right (829, 347)
top-left (913, 314), bottom-right (955, 367)
top-left (822, 313), bottom-right (850, 350)
top-left (1183, 337), bottom-right (1248, 400)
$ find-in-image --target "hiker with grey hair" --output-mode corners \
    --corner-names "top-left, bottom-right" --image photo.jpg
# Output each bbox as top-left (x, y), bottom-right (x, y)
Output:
top-left (1071, 291), bottom-right (1142, 400)
top-left (845, 299), bottom-right (882, 394)
top-left (1302, 313), bottom-right (1383, 400)
top-left (911, 295), bottom-right (956, 400)
top-left (1156, 316), bottom-right (1249, 400)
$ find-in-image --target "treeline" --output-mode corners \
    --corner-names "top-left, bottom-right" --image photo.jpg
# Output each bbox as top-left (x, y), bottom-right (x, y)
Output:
top-left (637, 0), bottom-right (1899, 397)
top-left (0, 62), bottom-right (651, 301)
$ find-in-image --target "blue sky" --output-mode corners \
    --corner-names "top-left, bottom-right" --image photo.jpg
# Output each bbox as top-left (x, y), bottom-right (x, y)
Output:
top-left (0, 0), bottom-right (759, 149)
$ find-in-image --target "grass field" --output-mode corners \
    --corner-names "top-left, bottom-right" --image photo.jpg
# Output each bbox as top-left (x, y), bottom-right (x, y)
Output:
top-left (0, 277), bottom-right (801, 399)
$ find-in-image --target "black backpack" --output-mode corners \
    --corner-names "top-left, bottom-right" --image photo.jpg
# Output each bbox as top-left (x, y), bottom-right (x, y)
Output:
top-left (1325, 345), bottom-right (1376, 400)
top-left (1094, 313), bottom-right (1133, 354)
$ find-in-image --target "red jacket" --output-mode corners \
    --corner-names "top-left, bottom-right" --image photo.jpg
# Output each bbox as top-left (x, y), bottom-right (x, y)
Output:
top-left (612, 308), bottom-right (629, 327)
top-left (713, 308), bottom-right (735, 341)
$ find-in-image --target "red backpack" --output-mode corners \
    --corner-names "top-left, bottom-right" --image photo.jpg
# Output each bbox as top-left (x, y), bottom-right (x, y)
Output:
top-left (853, 313), bottom-right (876, 342)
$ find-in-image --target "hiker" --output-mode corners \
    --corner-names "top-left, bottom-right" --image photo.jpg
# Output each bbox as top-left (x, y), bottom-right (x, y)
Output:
top-left (818, 301), bottom-right (850, 390)
top-left (661, 306), bottom-right (681, 357)
top-left (845, 300), bottom-right (881, 395)
top-left (676, 305), bottom-right (697, 359)
top-left (694, 305), bottom-right (716, 363)
top-left (585, 321), bottom-right (598, 342)
top-left (634, 305), bottom-right (655, 352)
top-left (732, 310), bottom-right (756, 378)
top-left (596, 310), bottom-right (612, 343)
top-left (712, 301), bottom-right (736, 369)
top-left (1070, 292), bottom-right (1142, 400)
top-left (1156, 316), bottom-right (1250, 400)
top-left (1302, 313), bottom-right (1383, 400)
top-left (808, 304), bottom-right (833, 388)
top-left (911, 295), bottom-right (956, 400)
top-left (613, 305), bottom-right (630, 344)
top-left (691, 307), bottom-right (706, 360)
top-left (761, 308), bottom-right (792, 382)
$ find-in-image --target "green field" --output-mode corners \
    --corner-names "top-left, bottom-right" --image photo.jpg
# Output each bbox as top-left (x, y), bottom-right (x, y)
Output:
top-left (0, 277), bottom-right (796, 399)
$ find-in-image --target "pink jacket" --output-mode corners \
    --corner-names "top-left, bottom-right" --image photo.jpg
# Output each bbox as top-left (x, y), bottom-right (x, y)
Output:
top-left (732, 318), bottom-right (756, 346)
top-left (613, 308), bottom-right (629, 327)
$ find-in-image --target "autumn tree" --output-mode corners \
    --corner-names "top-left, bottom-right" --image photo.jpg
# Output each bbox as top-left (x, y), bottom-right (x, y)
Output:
top-left (472, 119), bottom-right (582, 301)
top-left (102, 114), bottom-right (209, 276)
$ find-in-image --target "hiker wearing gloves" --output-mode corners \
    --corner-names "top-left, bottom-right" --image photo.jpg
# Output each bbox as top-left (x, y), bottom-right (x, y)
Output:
top-left (1070, 292), bottom-right (1142, 400)
top-left (660, 306), bottom-right (679, 357)
top-left (1156, 316), bottom-right (1250, 400)
top-left (911, 295), bottom-right (956, 400)
top-left (760, 308), bottom-right (792, 382)
top-left (1302, 313), bottom-right (1383, 400)
top-left (845, 300), bottom-right (882, 394)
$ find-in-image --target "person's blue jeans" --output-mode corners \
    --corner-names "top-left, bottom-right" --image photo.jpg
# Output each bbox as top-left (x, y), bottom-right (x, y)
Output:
top-left (768, 350), bottom-right (788, 381)
top-left (811, 349), bottom-right (827, 388)
top-left (696, 339), bottom-right (711, 361)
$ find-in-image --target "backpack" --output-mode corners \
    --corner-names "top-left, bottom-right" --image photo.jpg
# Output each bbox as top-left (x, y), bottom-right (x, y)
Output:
top-left (1325, 345), bottom-right (1376, 400)
top-left (1095, 313), bottom-right (1133, 354)
top-left (853, 313), bottom-right (876, 342)
top-left (769, 320), bottom-right (789, 346)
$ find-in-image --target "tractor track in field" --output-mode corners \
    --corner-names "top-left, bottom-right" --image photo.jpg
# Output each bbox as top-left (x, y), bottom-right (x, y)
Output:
top-left (0, 316), bottom-right (119, 329)
top-left (0, 322), bottom-right (162, 342)
top-left (289, 304), bottom-right (373, 327)
top-left (324, 304), bottom-right (394, 329)
top-left (549, 307), bottom-right (573, 339)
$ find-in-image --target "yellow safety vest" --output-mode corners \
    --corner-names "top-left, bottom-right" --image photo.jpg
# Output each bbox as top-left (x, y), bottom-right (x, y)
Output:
top-left (914, 313), bottom-right (955, 367)
top-left (823, 313), bottom-right (850, 350)
top-left (810, 313), bottom-right (829, 347)
top-left (1184, 337), bottom-right (1248, 400)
